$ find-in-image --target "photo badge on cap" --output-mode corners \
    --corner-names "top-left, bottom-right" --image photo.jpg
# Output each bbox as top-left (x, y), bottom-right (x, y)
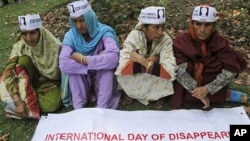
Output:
top-left (18, 14), bottom-right (42, 31)
top-left (67, 0), bottom-right (92, 18)
top-left (192, 6), bottom-right (217, 22)
top-left (139, 6), bottom-right (166, 24)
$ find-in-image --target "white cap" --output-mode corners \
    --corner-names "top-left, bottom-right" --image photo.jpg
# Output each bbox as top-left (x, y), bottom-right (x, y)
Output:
top-left (67, 0), bottom-right (92, 18)
top-left (192, 5), bottom-right (217, 22)
top-left (18, 14), bottom-right (42, 31)
top-left (139, 6), bottom-right (165, 24)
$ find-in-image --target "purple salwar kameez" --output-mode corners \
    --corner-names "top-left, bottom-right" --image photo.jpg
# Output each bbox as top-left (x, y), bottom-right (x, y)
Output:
top-left (59, 37), bottom-right (121, 109)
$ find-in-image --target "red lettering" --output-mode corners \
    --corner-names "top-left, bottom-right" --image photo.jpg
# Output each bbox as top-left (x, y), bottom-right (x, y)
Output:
top-left (134, 134), bottom-right (143, 140)
top-left (49, 131), bottom-right (234, 141)
top-left (45, 134), bottom-right (54, 141)
top-left (67, 133), bottom-right (73, 140)
top-left (168, 134), bottom-right (176, 140)
top-left (128, 133), bottom-right (147, 140)
top-left (87, 132), bottom-right (96, 140)
top-left (179, 132), bottom-right (185, 139)
top-left (207, 132), bottom-right (213, 139)
top-left (200, 132), bottom-right (206, 138)
top-left (186, 133), bottom-right (194, 140)
top-left (80, 133), bottom-right (87, 140)
top-left (111, 134), bottom-right (117, 140)
top-left (220, 131), bottom-right (229, 138)
top-left (118, 134), bottom-right (125, 141)
top-left (96, 132), bottom-right (104, 140)
top-left (167, 131), bottom-right (230, 141)
top-left (128, 133), bottom-right (135, 140)
top-left (193, 132), bottom-right (199, 139)
top-left (141, 134), bottom-right (148, 140)
top-left (151, 134), bottom-right (159, 140)
top-left (159, 134), bottom-right (165, 140)
top-left (214, 132), bottom-right (222, 139)
top-left (59, 133), bottom-right (66, 140)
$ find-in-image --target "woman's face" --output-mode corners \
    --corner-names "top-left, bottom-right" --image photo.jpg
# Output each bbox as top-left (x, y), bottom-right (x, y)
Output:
top-left (21, 29), bottom-right (40, 47)
top-left (192, 21), bottom-right (215, 41)
top-left (142, 24), bottom-right (164, 42)
top-left (72, 16), bottom-right (88, 35)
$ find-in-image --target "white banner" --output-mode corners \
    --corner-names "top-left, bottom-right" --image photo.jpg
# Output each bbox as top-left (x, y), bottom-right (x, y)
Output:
top-left (32, 106), bottom-right (250, 141)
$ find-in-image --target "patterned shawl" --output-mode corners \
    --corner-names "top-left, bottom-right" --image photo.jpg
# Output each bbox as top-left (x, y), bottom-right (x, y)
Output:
top-left (115, 22), bottom-right (176, 80)
top-left (10, 27), bottom-right (61, 80)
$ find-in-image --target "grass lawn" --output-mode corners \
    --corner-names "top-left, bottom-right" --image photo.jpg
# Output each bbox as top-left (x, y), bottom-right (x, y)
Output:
top-left (0, 0), bottom-right (249, 141)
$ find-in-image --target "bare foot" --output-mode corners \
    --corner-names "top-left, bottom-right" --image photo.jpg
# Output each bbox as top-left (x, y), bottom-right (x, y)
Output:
top-left (201, 97), bottom-right (210, 109)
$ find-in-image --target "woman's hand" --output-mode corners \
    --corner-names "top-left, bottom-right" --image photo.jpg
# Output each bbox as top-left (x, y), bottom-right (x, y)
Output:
top-left (147, 55), bottom-right (159, 63)
top-left (200, 97), bottom-right (210, 109)
top-left (98, 50), bottom-right (105, 55)
top-left (71, 52), bottom-right (87, 64)
top-left (130, 50), bottom-right (141, 63)
top-left (192, 86), bottom-right (210, 109)
top-left (191, 86), bottom-right (209, 99)
top-left (130, 51), bottom-right (157, 70)
top-left (15, 100), bottom-right (29, 118)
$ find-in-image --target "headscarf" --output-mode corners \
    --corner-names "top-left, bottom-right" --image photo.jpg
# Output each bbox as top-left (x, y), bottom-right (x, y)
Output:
top-left (189, 5), bottom-right (217, 86)
top-left (189, 23), bottom-right (208, 86)
top-left (10, 27), bottom-right (61, 80)
top-left (63, 8), bottom-right (119, 55)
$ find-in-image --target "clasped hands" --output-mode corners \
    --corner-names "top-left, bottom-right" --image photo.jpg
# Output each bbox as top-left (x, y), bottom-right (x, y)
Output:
top-left (70, 52), bottom-right (88, 64)
top-left (192, 86), bottom-right (210, 109)
top-left (13, 93), bottom-right (29, 118)
top-left (71, 51), bottom-right (105, 64)
top-left (130, 50), bottom-right (159, 73)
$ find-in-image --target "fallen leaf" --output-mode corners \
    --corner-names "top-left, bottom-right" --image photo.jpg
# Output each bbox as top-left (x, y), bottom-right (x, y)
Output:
top-left (233, 9), bottom-right (241, 17)
top-left (234, 79), bottom-right (243, 85)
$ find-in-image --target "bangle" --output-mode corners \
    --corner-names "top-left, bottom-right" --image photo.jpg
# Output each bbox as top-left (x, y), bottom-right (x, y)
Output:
top-left (146, 61), bottom-right (153, 73)
top-left (81, 55), bottom-right (88, 64)
top-left (81, 55), bottom-right (84, 64)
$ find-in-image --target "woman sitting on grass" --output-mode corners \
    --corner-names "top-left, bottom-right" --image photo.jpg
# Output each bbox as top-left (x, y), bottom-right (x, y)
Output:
top-left (0, 14), bottom-right (62, 119)
top-left (115, 6), bottom-right (177, 105)
top-left (59, 0), bottom-right (121, 109)
top-left (170, 5), bottom-right (248, 110)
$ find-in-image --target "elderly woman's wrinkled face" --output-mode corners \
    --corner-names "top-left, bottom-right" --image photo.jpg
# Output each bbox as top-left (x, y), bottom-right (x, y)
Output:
top-left (192, 21), bottom-right (215, 41)
top-left (72, 16), bottom-right (88, 35)
top-left (21, 29), bottom-right (40, 47)
top-left (142, 24), bottom-right (164, 42)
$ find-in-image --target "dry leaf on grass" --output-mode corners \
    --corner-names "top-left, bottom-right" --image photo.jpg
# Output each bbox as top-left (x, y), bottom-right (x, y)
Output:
top-left (234, 79), bottom-right (243, 85)
top-left (0, 134), bottom-right (9, 141)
